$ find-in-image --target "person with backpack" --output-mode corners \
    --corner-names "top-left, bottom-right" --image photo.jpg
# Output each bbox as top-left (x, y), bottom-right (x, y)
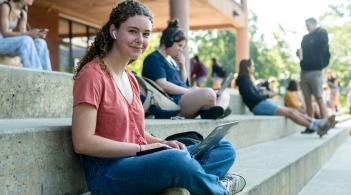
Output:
top-left (72, 1), bottom-right (245, 194)
top-left (142, 19), bottom-right (231, 119)
top-left (0, 0), bottom-right (52, 70)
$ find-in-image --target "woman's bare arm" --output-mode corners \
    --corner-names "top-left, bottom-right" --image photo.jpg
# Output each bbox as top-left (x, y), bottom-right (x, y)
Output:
top-left (156, 78), bottom-right (190, 95)
top-left (72, 103), bottom-right (169, 157)
top-left (72, 103), bottom-right (142, 157)
top-left (0, 4), bottom-right (39, 38)
top-left (18, 10), bottom-right (27, 33)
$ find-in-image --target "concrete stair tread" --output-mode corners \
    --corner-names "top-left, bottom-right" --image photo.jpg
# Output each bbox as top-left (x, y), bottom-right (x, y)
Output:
top-left (298, 136), bottom-right (351, 195)
top-left (0, 115), bottom-right (300, 149)
top-left (231, 119), bottom-right (351, 195)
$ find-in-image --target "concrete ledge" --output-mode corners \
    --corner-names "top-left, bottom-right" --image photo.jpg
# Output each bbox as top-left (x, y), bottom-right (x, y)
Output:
top-left (228, 89), bottom-right (250, 114)
top-left (147, 115), bottom-right (301, 149)
top-left (0, 119), bottom-right (86, 194)
top-left (232, 119), bottom-right (351, 195)
top-left (0, 116), bottom-right (300, 194)
top-left (0, 65), bottom-right (73, 118)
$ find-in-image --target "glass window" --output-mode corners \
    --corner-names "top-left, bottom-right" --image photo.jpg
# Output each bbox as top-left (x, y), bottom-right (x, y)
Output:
top-left (59, 18), bottom-right (98, 73)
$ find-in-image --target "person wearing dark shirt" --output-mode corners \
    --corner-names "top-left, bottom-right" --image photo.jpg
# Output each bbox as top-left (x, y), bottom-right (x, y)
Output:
top-left (143, 19), bottom-right (231, 119)
top-left (191, 55), bottom-right (208, 87)
top-left (236, 59), bottom-right (334, 137)
top-left (211, 58), bottom-right (226, 89)
top-left (298, 17), bottom-right (330, 121)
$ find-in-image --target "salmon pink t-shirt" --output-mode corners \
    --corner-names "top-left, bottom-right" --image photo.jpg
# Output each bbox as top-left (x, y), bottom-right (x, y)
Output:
top-left (73, 60), bottom-right (147, 144)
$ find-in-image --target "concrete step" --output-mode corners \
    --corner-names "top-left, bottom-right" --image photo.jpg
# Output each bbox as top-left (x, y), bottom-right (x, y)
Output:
top-left (232, 119), bottom-right (351, 195)
top-left (0, 65), bottom-right (250, 119)
top-left (0, 65), bottom-right (73, 119)
top-left (298, 136), bottom-right (351, 195)
top-left (147, 114), bottom-right (301, 149)
top-left (0, 116), bottom-right (300, 194)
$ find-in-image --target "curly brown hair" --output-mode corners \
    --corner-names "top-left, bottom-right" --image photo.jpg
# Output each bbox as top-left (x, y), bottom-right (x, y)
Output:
top-left (74, 0), bottom-right (153, 77)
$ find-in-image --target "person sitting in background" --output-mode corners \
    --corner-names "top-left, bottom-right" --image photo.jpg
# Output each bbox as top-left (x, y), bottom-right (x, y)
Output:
top-left (284, 79), bottom-right (321, 118)
top-left (0, 0), bottom-right (51, 70)
top-left (191, 54), bottom-right (208, 87)
top-left (142, 19), bottom-right (231, 119)
top-left (211, 57), bottom-right (227, 89)
top-left (236, 58), bottom-right (334, 136)
top-left (284, 80), bottom-right (305, 112)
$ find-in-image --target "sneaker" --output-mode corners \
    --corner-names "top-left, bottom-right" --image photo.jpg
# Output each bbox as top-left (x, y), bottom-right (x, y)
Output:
top-left (219, 108), bottom-right (232, 119)
top-left (317, 115), bottom-right (336, 138)
top-left (220, 173), bottom-right (246, 194)
top-left (199, 106), bottom-right (224, 119)
top-left (301, 128), bottom-right (315, 134)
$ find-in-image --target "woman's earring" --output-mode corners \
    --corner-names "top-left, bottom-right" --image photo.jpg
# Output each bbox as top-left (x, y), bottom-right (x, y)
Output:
top-left (112, 31), bottom-right (117, 39)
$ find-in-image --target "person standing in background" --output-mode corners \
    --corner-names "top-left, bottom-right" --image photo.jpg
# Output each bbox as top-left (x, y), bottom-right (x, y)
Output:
top-left (191, 54), bottom-right (208, 87)
top-left (326, 70), bottom-right (340, 113)
top-left (298, 17), bottom-right (330, 133)
top-left (347, 81), bottom-right (351, 114)
top-left (211, 57), bottom-right (227, 89)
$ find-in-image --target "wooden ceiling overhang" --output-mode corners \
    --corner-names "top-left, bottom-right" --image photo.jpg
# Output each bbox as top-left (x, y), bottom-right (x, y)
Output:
top-left (36, 0), bottom-right (245, 32)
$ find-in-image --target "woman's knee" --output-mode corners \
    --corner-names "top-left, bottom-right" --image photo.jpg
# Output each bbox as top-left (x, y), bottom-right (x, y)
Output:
top-left (200, 88), bottom-right (216, 103)
top-left (19, 36), bottom-right (35, 49)
top-left (161, 150), bottom-right (201, 175)
top-left (217, 140), bottom-right (236, 162)
top-left (34, 38), bottom-right (48, 48)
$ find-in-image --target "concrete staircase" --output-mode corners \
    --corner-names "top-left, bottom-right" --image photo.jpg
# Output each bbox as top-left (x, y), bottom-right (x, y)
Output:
top-left (1, 65), bottom-right (350, 195)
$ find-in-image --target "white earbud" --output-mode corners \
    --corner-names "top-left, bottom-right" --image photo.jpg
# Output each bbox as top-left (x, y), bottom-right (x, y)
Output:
top-left (112, 31), bottom-right (117, 39)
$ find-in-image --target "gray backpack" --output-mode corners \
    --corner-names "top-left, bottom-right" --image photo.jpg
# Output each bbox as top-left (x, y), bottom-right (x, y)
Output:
top-left (135, 75), bottom-right (180, 118)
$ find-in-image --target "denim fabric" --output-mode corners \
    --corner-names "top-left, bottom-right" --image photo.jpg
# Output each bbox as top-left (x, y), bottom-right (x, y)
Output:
top-left (0, 36), bottom-right (52, 70)
top-left (252, 99), bottom-right (278, 115)
top-left (81, 140), bottom-right (235, 195)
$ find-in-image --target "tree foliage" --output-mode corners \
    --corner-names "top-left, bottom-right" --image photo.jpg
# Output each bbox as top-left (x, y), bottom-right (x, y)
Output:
top-left (320, 0), bottom-right (351, 88)
top-left (189, 30), bottom-right (236, 74)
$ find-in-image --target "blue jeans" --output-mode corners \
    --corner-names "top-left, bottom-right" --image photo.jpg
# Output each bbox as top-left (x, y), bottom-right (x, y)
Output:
top-left (81, 140), bottom-right (235, 195)
top-left (252, 100), bottom-right (278, 115)
top-left (0, 36), bottom-right (52, 70)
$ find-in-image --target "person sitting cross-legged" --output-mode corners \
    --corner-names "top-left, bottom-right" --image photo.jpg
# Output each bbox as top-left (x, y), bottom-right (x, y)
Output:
top-left (72, 1), bottom-right (245, 194)
top-left (235, 59), bottom-right (335, 137)
top-left (142, 19), bottom-right (231, 119)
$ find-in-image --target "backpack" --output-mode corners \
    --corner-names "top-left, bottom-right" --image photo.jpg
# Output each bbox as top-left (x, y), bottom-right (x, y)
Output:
top-left (165, 131), bottom-right (203, 146)
top-left (134, 74), bottom-right (180, 119)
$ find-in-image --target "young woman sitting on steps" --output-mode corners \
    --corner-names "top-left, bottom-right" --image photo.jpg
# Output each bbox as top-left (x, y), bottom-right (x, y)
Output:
top-left (72, 1), bottom-right (245, 194)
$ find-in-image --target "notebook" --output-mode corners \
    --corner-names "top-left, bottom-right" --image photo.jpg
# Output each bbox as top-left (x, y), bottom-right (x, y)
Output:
top-left (216, 73), bottom-right (234, 96)
top-left (190, 121), bottom-right (239, 159)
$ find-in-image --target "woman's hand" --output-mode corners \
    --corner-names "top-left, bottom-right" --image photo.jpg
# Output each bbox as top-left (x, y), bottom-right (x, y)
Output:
top-left (173, 52), bottom-right (186, 70)
top-left (27, 28), bottom-right (42, 39)
top-left (161, 140), bottom-right (186, 150)
top-left (141, 142), bottom-right (170, 151)
top-left (38, 28), bottom-right (48, 39)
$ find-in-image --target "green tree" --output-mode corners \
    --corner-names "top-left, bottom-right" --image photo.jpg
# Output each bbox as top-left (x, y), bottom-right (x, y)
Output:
top-left (320, 0), bottom-right (351, 88)
top-left (189, 30), bottom-right (236, 74)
